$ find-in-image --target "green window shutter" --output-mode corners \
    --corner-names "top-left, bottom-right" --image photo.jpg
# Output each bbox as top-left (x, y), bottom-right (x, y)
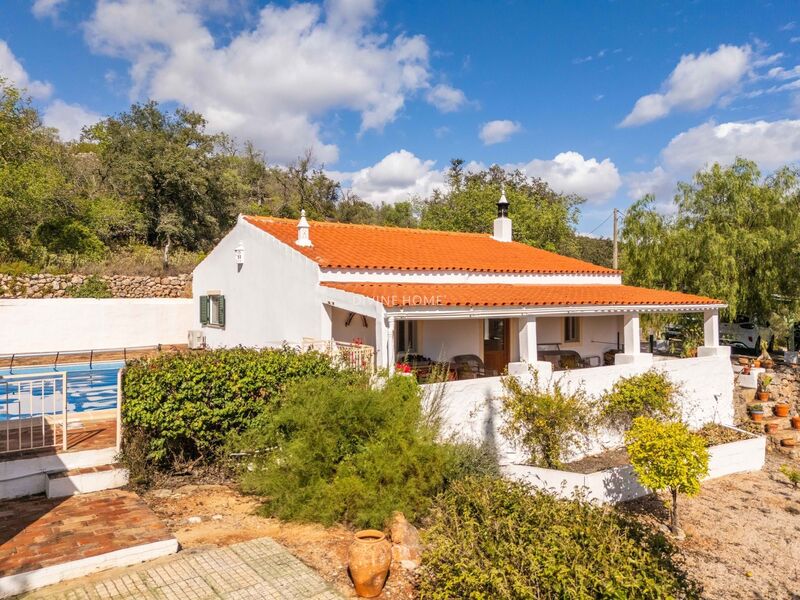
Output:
top-left (199, 295), bottom-right (209, 325)
top-left (217, 295), bottom-right (226, 328)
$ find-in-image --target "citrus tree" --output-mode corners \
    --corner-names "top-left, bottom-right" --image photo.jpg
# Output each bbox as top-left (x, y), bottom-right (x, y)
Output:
top-left (625, 417), bottom-right (709, 534)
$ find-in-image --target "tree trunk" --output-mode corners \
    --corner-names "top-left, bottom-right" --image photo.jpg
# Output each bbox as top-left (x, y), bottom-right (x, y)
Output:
top-left (162, 234), bottom-right (171, 269)
top-left (670, 488), bottom-right (680, 534)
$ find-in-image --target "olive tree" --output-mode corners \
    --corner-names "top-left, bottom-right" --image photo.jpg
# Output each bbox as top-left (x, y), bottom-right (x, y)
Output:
top-left (625, 417), bottom-right (709, 535)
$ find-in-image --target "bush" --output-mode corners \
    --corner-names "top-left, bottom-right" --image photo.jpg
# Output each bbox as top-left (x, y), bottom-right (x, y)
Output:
top-left (500, 372), bottom-right (595, 468)
top-left (121, 347), bottom-right (340, 475)
top-left (419, 476), bottom-right (700, 599)
top-left (601, 369), bottom-right (678, 430)
top-left (235, 374), bottom-right (492, 528)
top-left (625, 417), bottom-right (709, 534)
top-left (66, 275), bottom-right (112, 298)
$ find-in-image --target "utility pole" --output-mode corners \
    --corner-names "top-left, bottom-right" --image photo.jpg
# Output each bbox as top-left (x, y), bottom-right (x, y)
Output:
top-left (612, 207), bottom-right (619, 270)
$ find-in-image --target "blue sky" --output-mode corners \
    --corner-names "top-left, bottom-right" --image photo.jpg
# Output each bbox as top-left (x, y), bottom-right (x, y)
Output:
top-left (2, 0), bottom-right (800, 236)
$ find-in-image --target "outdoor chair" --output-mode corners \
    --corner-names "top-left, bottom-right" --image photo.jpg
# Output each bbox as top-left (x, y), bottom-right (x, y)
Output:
top-left (451, 354), bottom-right (498, 379)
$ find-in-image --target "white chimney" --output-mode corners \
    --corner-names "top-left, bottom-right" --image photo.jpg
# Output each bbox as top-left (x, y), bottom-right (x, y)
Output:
top-left (492, 186), bottom-right (512, 242)
top-left (296, 210), bottom-right (312, 247)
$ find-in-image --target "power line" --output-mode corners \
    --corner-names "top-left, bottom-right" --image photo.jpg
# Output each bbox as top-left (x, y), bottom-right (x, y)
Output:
top-left (587, 211), bottom-right (614, 235)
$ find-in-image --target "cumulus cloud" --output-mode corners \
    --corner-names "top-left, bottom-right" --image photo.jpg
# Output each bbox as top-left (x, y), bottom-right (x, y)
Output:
top-left (43, 100), bottom-right (103, 141)
top-left (32, 0), bottom-right (67, 19)
top-left (479, 119), bottom-right (521, 145)
top-left (83, 0), bottom-right (460, 164)
top-left (330, 149), bottom-right (445, 205)
top-left (620, 44), bottom-right (752, 127)
top-left (425, 84), bottom-right (467, 112)
top-left (513, 151), bottom-right (622, 203)
top-left (0, 40), bottom-right (53, 98)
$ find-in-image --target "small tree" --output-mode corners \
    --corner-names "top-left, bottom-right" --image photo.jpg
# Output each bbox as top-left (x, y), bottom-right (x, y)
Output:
top-left (625, 417), bottom-right (709, 535)
top-left (601, 369), bottom-right (678, 431)
top-left (501, 372), bottom-right (595, 468)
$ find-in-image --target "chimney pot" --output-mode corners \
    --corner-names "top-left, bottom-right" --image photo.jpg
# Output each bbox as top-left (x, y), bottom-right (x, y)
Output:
top-left (296, 210), bottom-right (313, 247)
top-left (492, 186), bottom-right (512, 242)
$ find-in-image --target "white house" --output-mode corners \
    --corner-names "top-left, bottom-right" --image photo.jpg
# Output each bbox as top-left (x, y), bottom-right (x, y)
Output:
top-left (191, 194), bottom-right (730, 379)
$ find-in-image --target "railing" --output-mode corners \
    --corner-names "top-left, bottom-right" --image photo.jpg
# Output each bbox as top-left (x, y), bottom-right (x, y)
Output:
top-left (0, 344), bottom-right (170, 373)
top-left (302, 339), bottom-right (375, 372)
top-left (0, 372), bottom-right (68, 454)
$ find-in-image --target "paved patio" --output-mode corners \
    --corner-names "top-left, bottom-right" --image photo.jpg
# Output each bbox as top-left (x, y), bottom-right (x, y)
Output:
top-left (16, 538), bottom-right (344, 599)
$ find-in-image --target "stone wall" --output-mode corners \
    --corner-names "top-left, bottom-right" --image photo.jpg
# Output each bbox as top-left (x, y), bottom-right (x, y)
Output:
top-left (0, 273), bottom-right (192, 298)
top-left (733, 361), bottom-right (800, 423)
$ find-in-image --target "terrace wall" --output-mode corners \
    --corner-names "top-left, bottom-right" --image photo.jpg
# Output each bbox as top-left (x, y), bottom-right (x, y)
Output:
top-left (0, 274), bottom-right (191, 299)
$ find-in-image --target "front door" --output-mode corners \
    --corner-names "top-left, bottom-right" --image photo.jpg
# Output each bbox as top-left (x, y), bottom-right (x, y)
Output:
top-left (483, 318), bottom-right (510, 375)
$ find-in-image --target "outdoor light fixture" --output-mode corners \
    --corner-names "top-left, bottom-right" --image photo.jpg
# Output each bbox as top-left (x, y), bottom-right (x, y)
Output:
top-left (234, 243), bottom-right (245, 266)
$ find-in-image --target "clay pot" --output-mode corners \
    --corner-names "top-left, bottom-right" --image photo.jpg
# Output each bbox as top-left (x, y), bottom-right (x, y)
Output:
top-left (742, 367), bottom-right (751, 375)
top-left (737, 356), bottom-right (750, 366)
top-left (753, 360), bottom-right (762, 369)
top-left (750, 411), bottom-right (764, 422)
top-left (765, 422), bottom-right (779, 434)
top-left (757, 391), bottom-right (770, 402)
top-left (763, 359), bottom-right (775, 369)
top-left (780, 438), bottom-right (797, 448)
top-left (774, 404), bottom-right (790, 418)
top-left (791, 416), bottom-right (800, 430)
top-left (348, 530), bottom-right (391, 598)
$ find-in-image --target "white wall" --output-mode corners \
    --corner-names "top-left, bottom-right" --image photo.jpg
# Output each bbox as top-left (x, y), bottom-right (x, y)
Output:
top-left (0, 299), bottom-right (193, 355)
top-left (419, 319), bottom-right (482, 361)
top-left (537, 315), bottom-right (622, 360)
top-left (192, 217), bottom-right (324, 348)
top-left (424, 354), bottom-right (735, 464)
top-left (331, 306), bottom-right (376, 348)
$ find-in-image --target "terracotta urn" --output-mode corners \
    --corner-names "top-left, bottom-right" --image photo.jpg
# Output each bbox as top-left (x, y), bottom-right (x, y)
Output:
top-left (765, 422), bottom-right (779, 434)
top-left (791, 416), bottom-right (800, 430)
top-left (753, 360), bottom-right (762, 369)
top-left (348, 530), bottom-right (391, 598)
top-left (775, 404), bottom-right (790, 418)
top-left (757, 391), bottom-right (770, 402)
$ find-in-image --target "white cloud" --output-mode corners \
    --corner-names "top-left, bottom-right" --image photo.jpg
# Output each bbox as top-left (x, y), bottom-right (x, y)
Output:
top-left (43, 100), bottom-right (103, 141)
top-left (513, 151), bottom-right (622, 203)
top-left (425, 84), bottom-right (467, 112)
top-left (83, 0), bottom-right (443, 164)
top-left (624, 166), bottom-right (672, 201)
top-left (620, 44), bottom-right (752, 127)
top-left (0, 40), bottom-right (53, 98)
top-left (479, 119), bottom-right (521, 145)
top-left (32, 0), bottom-right (67, 19)
top-left (780, 21), bottom-right (796, 31)
top-left (330, 149), bottom-right (445, 205)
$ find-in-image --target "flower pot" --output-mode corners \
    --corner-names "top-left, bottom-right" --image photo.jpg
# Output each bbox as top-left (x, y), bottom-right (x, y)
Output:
top-left (791, 416), bottom-right (800, 430)
top-left (757, 391), bottom-right (770, 402)
top-left (780, 438), bottom-right (797, 448)
top-left (753, 360), bottom-right (762, 369)
top-left (750, 411), bottom-right (764, 422)
top-left (742, 367), bottom-right (751, 375)
top-left (765, 422), bottom-right (779, 434)
top-left (763, 359), bottom-right (775, 369)
top-left (775, 404), bottom-right (790, 418)
top-left (738, 356), bottom-right (750, 366)
top-left (348, 530), bottom-right (391, 598)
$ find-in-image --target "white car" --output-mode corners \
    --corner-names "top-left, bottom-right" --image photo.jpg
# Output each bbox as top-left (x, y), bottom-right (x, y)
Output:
top-left (719, 317), bottom-right (773, 351)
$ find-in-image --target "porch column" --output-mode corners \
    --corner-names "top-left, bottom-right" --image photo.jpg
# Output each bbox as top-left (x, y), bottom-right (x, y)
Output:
top-left (615, 312), bottom-right (653, 366)
top-left (386, 315), bottom-right (396, 374)
top-left (320, 304), bottom-right (333, 340)
top-left (698, 308), bottom-right (730, 357)
top-left (518, 316), bottom-right (538, 362)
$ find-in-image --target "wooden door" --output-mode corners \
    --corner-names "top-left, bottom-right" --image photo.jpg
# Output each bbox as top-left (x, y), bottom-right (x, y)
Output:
top-left (483, 318), bottom-right (510, 375)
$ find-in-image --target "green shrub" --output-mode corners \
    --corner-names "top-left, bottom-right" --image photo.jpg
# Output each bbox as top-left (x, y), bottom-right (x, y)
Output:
top-left (625, 417), bottom-right (709, 534)
top-left (121, 347), bottom-right (340, 475)
top-left (419, 476), bottom-right (700, 599)
top-left (66, 275), bottom-right (113, 298)
top-left (235, 374), bottom-right (491, 528)
top-left (601, 369), bottom-right (678, 430)
top-left (501, 372), bottom-right (596, 468)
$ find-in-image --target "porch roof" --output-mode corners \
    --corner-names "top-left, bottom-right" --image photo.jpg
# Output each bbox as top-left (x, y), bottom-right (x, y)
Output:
top-left (321, 282), bottom-right (723, 310)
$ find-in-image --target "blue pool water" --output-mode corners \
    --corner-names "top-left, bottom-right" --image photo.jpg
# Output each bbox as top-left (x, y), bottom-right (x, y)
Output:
top-left (0, 361), bottom-right (124, 419)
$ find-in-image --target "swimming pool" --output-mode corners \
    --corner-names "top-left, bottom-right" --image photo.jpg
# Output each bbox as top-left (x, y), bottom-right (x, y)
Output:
top-left (0, 361), bottom-right (124, 419)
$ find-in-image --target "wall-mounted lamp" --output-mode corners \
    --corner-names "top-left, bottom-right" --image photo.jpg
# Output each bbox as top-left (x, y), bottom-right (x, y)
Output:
top-left (234, 243), bottom-right (245, 267)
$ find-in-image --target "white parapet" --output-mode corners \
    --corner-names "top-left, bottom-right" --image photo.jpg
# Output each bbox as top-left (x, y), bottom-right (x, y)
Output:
top-left (614, 352), bottom-right (653, 366)
top-left (698, 345), bottom-right (731, 358)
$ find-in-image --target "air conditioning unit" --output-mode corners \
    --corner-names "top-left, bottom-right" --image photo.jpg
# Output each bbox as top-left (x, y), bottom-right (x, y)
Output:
top-left (188, 330), bottom-right (206, 349)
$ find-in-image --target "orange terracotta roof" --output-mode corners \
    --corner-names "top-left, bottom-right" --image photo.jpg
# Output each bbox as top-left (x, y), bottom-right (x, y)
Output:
top-left (243, 215), bottom-right (619, 275)
top-left (321, 282), bottom-right (723, 308)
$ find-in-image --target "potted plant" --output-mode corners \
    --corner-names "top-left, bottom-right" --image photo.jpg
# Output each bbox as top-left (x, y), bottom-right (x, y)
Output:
top-left (753, 358), bottom-right (762, 369)
top-left (757, 375), bottom-right (772, 402)
top-left (791, 416), bottom-right (800, 430)
top-left (749, 404), bottom-right (765, 422)
top-left (765, 422), bottom-right (780, 434)
top-left (775, 402), bottom-right (790, 417)
top-left (759, 339), bottom-right (774, 369)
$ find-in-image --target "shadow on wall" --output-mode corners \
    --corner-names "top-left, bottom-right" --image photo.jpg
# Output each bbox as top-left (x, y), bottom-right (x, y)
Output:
top-left (602, 465), bottom-right (649, 504)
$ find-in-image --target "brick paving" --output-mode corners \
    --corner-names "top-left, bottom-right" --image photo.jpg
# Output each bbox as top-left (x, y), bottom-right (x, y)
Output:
top-left (0, 419), bottom-right (117, 459)
top-left (17, 538), bottom-right (344, 599)
top-left (0, 490), bottom-right (172, 577)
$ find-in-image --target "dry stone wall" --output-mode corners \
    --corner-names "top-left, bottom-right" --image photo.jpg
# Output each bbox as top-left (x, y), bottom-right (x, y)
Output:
top-left (0, 273), bottom-right (192, 298)
top-left (733, 361), bottom-right (800, 423)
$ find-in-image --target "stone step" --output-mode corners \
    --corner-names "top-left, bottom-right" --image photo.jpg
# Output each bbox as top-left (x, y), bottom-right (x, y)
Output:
top-left (46, 464), bottom-right (129, 499)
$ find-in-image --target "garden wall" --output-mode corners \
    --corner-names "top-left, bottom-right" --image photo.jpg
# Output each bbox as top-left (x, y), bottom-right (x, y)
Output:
top-left (0, 274), bottom-right (191, 299)
top-left (0, 298), bottom-right (194, 354)
top-left (732, 362), bottom-right (800, 423)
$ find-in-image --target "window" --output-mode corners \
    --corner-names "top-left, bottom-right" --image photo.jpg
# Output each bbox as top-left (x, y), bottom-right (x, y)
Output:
top-left (200, 294), bottom-right (225, 328)
top-left (396, 321), bottom-right (418, 353)
top-left (564, 317), bottom-right (580, 343)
